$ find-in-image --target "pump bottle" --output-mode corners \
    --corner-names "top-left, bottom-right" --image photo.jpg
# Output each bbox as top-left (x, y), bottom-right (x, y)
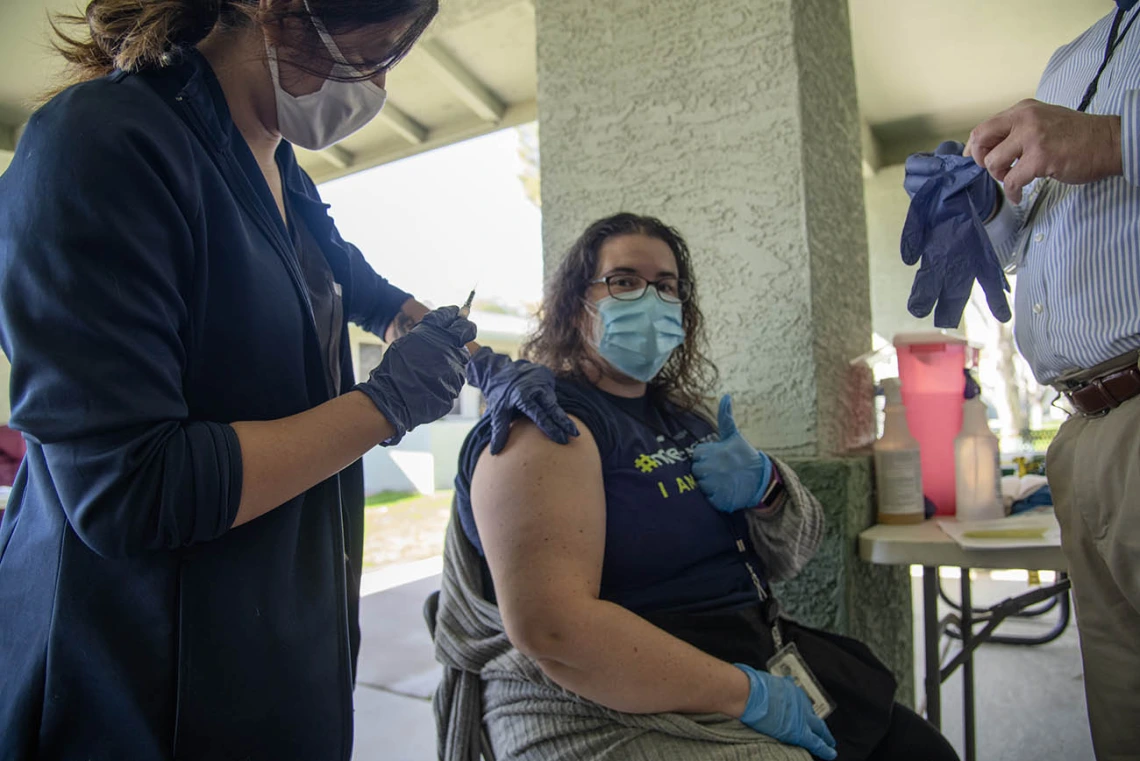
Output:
top-left (875, 378), bottom-right (925, 524)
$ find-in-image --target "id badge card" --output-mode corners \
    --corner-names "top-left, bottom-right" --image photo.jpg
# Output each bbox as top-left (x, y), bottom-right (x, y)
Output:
top-left (766, 642), bottom-right (837, 720)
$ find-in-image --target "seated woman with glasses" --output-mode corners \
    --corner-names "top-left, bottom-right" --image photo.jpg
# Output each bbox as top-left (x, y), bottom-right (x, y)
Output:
top-left (432, 213), bottom-right (959, 761)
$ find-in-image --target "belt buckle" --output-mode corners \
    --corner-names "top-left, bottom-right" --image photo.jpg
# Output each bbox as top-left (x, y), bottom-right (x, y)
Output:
top-left (1070, 379), bottom-right (1118, 419)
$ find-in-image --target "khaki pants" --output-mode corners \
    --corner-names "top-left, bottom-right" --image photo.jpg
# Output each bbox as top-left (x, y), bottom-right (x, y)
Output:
top-left (1047, 379), bottom-right (1140, 761)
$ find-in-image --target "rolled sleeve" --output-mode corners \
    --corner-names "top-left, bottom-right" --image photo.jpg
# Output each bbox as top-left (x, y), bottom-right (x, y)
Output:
top-left (0, 88), bottom-right (242, 558)
top-left (1120, 89), bottom-right (1140, 187)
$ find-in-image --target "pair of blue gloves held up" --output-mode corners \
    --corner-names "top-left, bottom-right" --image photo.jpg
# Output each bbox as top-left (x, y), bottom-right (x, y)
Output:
top-left (902, 140), bottom-right (1011, 329)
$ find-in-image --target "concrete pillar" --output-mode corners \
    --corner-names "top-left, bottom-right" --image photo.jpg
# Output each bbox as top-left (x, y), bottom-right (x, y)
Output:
top-left (536, 0), bottom-right (914, 702)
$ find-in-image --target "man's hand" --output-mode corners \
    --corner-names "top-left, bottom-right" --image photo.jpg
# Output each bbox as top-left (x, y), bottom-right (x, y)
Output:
top-left (965, 99), bottom-right (1122, 204)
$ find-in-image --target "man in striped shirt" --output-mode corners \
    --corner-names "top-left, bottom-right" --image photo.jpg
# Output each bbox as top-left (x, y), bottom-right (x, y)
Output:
top-left (908, 3), bottom-right (1139, 758)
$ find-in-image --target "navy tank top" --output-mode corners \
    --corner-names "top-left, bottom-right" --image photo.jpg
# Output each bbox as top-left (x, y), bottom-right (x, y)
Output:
top-left (454, 379), bottom-right (766, 614)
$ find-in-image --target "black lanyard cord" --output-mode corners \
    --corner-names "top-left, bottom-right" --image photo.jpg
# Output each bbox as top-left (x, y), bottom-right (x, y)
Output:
top-left (1078, 7), bottom-right (1139, 113)
top-left (609, 396), bottom-right (771, 602)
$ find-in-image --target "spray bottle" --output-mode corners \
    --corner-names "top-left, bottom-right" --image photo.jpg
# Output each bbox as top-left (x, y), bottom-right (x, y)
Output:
top-left (954, 372), bottom-right (1004, 522)
top-left (875, 378), bottom-right (925, 524)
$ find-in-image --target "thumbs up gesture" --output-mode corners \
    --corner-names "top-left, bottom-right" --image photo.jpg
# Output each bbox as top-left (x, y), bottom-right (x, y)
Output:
top-left (691, 395), bottom-right (774, 513)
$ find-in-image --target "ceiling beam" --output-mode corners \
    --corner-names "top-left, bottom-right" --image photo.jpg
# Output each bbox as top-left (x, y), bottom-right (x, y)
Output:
top-left (417, 40), bottom-right (506, 123)
top-left (0, 124), bottom-right (18, 153)
top-left (0, 123), bottom-right (24, 171)
top-left (860, 119), bottom-right (881, 179)
top-left (321, 144), bottom-right (355, 170)
top-left (378, 103), bottom-right (429, 145)
top-left (423, 0), bottom-right (521, 39)
top-left (305, 99), bottom-right (537, 185)
top-left (879, 129), bottom-right (971, 168)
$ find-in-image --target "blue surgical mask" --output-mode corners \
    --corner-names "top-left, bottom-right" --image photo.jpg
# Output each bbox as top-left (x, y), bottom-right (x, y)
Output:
top-left (591, 296), bottom-right (685, 383)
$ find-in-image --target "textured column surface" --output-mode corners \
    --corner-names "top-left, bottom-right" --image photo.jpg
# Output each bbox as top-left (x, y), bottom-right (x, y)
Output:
top-left (534, 0), bottom-right (910, 702)
top-left (773, 457), bottom-right (915, 706)
top-left (536, 0), bottom-right (873, 456)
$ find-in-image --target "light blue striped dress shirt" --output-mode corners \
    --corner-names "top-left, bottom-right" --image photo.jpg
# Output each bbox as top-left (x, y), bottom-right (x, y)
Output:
top-left (986, 5), bottom-right (1140, 384)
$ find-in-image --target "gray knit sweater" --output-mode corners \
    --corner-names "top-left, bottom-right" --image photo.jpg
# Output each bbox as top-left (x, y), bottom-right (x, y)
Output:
top-left (432, 459), bottom-right (822, 761)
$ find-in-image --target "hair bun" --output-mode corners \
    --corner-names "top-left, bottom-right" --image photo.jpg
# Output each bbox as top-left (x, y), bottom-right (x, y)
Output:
top-left (170, 0), bottom-right (223, 48)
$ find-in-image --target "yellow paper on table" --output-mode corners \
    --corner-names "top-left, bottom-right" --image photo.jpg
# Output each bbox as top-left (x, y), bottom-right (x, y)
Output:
top-left (962, 527), bottom-right (1048, 540)
top-left (938, 511), bottom-right (1061, 550)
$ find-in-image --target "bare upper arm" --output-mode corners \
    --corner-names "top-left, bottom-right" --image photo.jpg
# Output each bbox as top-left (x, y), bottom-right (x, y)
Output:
top-left (469, 415), bottom-right (606, 649)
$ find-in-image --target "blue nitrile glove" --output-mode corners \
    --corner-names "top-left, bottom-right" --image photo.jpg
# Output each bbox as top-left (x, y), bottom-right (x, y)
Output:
top-left (735, 663), bottom-right (838, 760)
top-left (900, 141), bottom-right (1011, 329)
top-left (904, 141), bottom-right (997, 218)
top-left (355, 306), bottom-right (476, 445)
top-left (691, 394), bottom-right (773, 512)
top-left (465, 347), bottom-right (580, 455)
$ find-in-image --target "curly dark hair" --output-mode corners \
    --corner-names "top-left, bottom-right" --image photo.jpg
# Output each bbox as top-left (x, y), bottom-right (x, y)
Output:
top-left (521, 212), bottom-right (719, 412)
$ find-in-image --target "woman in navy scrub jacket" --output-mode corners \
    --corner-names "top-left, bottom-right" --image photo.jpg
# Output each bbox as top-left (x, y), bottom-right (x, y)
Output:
top-left (0, 1), bottom-right (576, 758)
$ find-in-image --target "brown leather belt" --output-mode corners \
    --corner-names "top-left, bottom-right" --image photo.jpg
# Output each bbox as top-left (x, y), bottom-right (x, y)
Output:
top-left (1058, 359), bottom-right (1140, 417)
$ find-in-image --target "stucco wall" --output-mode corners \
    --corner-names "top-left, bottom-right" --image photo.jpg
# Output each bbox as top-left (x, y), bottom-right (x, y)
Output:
top-left (534, 0), bottom-right (912, 706)
top-left (535, 0), bottom-right (872, 457)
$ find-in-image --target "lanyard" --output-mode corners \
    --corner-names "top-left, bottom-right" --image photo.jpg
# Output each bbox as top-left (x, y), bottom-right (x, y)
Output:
top-left (608, 396), bottom-right (770, 604)
top-left (1077, 7), bottom-right (1139, 113)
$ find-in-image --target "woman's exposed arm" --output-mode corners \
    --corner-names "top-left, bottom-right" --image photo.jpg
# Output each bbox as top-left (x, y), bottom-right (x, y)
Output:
top-left (230, 390), bottom-right (393, 527)
top-left (471, 417), bottom-right (749, 717)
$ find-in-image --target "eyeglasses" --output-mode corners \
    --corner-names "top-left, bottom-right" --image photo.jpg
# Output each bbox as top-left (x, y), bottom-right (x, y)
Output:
top-left (589, 273), bottom-right (693, 304)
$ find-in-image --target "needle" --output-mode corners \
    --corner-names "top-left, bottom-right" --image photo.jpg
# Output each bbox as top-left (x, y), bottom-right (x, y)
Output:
top-left (459, 288), bottom-right (476, 318)
top-left (459, 286), bottom-right (480, 354)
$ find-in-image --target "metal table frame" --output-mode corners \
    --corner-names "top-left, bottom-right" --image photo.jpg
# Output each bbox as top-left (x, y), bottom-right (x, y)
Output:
top-left (859, 520), bottom-right (1069, 761)
top-left (921, 567), bottom-right (1071, 761)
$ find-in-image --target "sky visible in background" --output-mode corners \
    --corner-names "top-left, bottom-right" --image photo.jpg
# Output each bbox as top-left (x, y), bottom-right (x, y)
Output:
top-left (317, 126), bottom-right (543, 312)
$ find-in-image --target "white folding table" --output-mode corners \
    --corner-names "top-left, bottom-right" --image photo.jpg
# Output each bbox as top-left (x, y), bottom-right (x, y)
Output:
top-left (858, 520), bottom-right (1069, 761)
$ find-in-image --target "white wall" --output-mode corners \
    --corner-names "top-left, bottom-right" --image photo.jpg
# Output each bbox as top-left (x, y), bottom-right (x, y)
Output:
top-left (863, 164), bottom-right (934, 342)
top-left (360, 383), bottom-right (484, 496)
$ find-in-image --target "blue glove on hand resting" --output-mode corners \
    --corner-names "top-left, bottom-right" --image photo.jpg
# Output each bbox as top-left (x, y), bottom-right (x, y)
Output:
top-left (901, 140), bottom-right (1011, 329)
top-left (736, 663), bottom-right (838, 760)
top-left (465, 347), bottom-right (580, 455)
top-left (691, 394), bottom-right (773, 512)
top-left (355, 306), bottom-right (476, 445)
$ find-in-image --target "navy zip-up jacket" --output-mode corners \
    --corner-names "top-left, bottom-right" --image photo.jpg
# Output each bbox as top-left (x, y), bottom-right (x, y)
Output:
top-left (0, 50), bottom-right (411, 760)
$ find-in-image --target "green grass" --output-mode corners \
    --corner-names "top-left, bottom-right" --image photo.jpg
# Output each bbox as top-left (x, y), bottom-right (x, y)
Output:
top-left (364, 490), bottom-right (419, 508)
top-left (361, 490), bottom-right (455, 571)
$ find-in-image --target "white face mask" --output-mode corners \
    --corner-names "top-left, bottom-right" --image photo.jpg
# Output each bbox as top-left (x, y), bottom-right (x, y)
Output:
top-left (266, 1), bottom-right (388, 151)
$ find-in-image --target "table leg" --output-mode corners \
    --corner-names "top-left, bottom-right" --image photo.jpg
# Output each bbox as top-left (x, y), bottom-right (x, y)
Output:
top-left (923, 566), bottom-right (941, 729)
top-left (960, 568), bottom-right (975, 761)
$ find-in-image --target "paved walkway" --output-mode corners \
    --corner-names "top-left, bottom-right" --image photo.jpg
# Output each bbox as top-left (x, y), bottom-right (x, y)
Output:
top-left (351, 571), bottom-right (1094, 760)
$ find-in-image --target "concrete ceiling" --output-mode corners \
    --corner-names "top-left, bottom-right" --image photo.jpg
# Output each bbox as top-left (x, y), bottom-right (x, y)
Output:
top-left (0, 0), bottom-right (537, 181)
top-left (0, 0), bottom-right (1119, 178)
top-left (852, 0), bottom-right (1114, 166)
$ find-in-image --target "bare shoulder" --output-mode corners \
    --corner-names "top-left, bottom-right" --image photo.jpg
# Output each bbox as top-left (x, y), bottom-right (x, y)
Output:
top-left (470, 414), bottom-right (608, 604)
top-left (472, 414), bottom-right (600, 487)
top-left (469, 414), bottom-right (605, 551)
